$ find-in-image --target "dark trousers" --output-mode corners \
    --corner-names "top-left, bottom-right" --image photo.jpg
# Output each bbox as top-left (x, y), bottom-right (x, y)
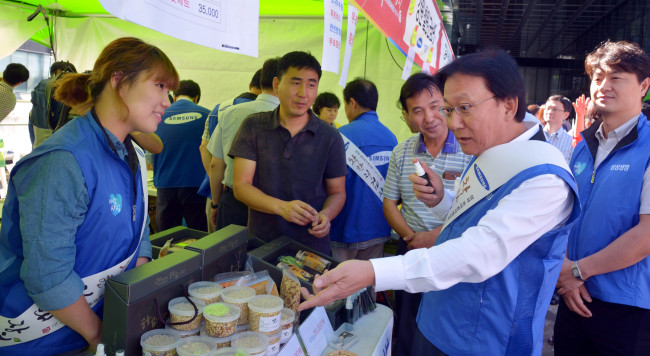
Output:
top-left (554, 297), bottom-right (650, 356)
top-left (216, 187), bottom-right (249, 230)
top-left (156, 187), bottom-right (207, 232)
top-left (411, 318), bottom-right (448, 356)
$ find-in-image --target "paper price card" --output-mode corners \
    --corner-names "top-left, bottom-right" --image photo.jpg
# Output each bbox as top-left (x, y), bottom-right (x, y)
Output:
top-left (298, 306), bottom-right (334, 356)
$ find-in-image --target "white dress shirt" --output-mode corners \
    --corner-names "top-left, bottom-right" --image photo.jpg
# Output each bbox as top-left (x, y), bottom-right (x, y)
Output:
top-left (371, 120), bottom-right (574, 293)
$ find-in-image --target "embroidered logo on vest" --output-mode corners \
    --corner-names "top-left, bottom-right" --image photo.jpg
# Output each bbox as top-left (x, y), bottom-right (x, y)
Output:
top-left (474, 164), bottom-right (490, 190)
top-left (610, 164), bottom-right (630, 172)
top-left (109, 194), bottom-right (122, 216)
top-left (573, 162), bottom-right (587, 175)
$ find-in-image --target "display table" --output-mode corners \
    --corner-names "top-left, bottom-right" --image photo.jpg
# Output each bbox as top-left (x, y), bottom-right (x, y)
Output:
top-left (321, 304), bottom-right (393, 356)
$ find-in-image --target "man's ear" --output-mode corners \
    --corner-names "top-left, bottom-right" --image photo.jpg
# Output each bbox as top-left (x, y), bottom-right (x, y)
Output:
top-left (639, 77), bottom-right (650, 99)
top-left (272, 77), bottom-right (279, 94)
top-left (502, 97), bottom-right (518, 121)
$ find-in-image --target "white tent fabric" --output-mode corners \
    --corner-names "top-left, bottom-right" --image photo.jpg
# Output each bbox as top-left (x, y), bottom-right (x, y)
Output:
top-left (0, 4), bottom-right (47, 59)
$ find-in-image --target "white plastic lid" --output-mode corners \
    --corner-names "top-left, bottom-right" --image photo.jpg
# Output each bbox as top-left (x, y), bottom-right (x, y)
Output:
top-left (247, 295), bottom-right (283, 314)
top-left (140, 328), bottom-right (181, 352)
top-left (169, 296), bottom-right (206, 317)
top-left (189, 281), bottom-right (223, 300)
top-left (414, 161), bottom-right (426, 176)
top-left (221, 286), bottom-right (256, 303)
top-left (236, 323), bottom-right (250, 333)
top-left (231, 331), bottom-right (269, 354)
top-left (176, 336), bottom-right (217, 356)
top-left (280, 308), bottom-right (295, 326)
top-left (203, 302), bottom-right (241, 323)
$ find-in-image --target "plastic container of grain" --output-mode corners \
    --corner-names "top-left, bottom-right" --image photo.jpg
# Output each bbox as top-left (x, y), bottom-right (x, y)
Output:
top-left (168, 296), bottom-right (206, 331)
top-left (165, 319), bottom-right (200, 338)
top-left (203, 302), bottom-right (240, 337)
top-left (214, 347), bottom-right (249, 356)
top-left (140, 328), bottom-right (180, 356)
top-left (236, 323), bottom-right (250, 333)
top-left (189, 281), bottom-right (223, 305)
top-left (221, 286), bottom-right (256, 325)
top-left (247, 295), bottom-right (283, 335)
top-left (231, 331), bottom-right (269, 356)
top-left (265, 330), bottom-right (281, 356)
top-left (279, 308), bottom-right (295, 344)
top-left (175, 336), bottom-right (216, 356)
top-left (200, 326), bottom-right (234, 349)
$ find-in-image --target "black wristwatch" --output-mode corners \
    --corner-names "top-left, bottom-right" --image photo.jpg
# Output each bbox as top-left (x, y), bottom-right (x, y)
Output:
top-left (571, 261), bottom-right (587, 282)
top-left (210, 202), bottom-right (219, 209)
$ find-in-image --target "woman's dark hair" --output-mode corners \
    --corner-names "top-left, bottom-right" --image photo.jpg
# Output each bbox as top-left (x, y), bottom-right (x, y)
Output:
top-left (313, 92), bottom-right (341, 115)
top-left (54, 37), bottom-right (179, 115)
top-left (398, 72), bottom-right (443, 112)
top-left (438, 48), bottom-right (527, 122)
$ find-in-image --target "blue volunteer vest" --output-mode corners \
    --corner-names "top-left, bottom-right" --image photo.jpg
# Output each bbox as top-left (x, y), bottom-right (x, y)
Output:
top-left (154, 99), bottom-right (209, 188)
top-left (197, 95), bottom-right (255, 198)
top-left (417, 164), bottom-right (580, 356)
top-left (0, 112), bottom-right (146, 354)
top-left (569, 114), bottom-right (650, 309)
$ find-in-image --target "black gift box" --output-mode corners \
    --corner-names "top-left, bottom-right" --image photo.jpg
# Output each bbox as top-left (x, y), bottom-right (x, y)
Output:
top-left (149, 226), bottom-right (209, 259)
top-left (184, 224), bottom-right (248, 280)
top-left (102, 249), bottom-right (202, 355)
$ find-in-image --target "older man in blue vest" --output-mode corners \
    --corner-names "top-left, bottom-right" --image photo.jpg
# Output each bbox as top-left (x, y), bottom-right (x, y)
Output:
top-left (299, 49), bottom-right (581, 355)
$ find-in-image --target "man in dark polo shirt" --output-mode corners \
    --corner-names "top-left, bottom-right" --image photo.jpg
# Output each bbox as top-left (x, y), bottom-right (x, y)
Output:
top-left (229, 51), bottom-right (347, 255)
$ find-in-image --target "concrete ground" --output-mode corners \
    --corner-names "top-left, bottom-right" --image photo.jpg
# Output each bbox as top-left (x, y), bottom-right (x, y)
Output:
top-left (542, 303), bottom-right (558, 356)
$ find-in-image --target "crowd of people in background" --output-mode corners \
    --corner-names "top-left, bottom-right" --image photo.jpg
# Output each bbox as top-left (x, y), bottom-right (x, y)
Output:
top-left (1, 36), bottom-right (649, 355)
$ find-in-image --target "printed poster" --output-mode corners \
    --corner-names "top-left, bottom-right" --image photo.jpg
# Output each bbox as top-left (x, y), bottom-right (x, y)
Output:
top-left (322, 0), bottom-right (345, 73)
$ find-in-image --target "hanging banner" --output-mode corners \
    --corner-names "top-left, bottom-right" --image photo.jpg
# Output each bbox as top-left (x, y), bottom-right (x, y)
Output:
top-left (350, 0), bottom-right (454, 73)
top-left (98, 0), bottom-right (260, 57)
top-left (338, 3), bottom-right (359, 87)
top-left (322, 0), bottom-right (344, 73)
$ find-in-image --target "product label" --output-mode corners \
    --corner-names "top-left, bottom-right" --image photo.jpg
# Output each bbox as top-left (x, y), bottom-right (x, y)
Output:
top-left (259, 314), bottom-right (281, 332)
top-left (281, 327), bottom-right (292, 341)
top-left (266, 339), bottom-right (280, 356)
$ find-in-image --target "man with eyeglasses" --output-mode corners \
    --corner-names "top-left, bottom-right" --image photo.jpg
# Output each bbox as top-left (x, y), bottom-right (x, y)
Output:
top-left (298, 49), bottom-right (581, 355)
top-left (543, 95), bottom-right (574, 163)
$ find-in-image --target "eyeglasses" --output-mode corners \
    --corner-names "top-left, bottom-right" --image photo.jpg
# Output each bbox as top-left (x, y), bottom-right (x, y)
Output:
top-left (439, 96), bottom-right (496, 118)
top-left (546, 108), bottom-right (565, 113)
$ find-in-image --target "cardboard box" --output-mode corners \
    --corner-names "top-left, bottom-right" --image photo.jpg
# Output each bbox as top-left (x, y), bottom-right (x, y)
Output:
top-left (102, 249), bottom-right (203, 355)
top-left (185, 224), bottom-right (249, 280)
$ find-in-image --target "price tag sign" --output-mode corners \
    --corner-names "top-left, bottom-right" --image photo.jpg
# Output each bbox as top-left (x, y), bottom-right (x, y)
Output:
top-left (298, 307), bottom-right (334, 356)
top-left (277, 333), bottom-right (305, 356)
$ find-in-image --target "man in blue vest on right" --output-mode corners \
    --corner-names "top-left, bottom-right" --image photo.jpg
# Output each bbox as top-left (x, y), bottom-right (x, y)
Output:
top-left (554, 40), bottom-right (650, 355)
top-left (299, 49), bottom-right (581, 355)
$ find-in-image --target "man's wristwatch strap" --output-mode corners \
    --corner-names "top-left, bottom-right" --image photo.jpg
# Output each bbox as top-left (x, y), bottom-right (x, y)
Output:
top-left (211, 202), bottom-right (219, 209)
top-left (571, 261), bottom-right (587, 282)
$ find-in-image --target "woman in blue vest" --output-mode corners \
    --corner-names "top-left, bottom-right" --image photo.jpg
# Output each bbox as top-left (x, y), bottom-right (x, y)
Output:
top-left (0, 37), bottom-right (179, 355)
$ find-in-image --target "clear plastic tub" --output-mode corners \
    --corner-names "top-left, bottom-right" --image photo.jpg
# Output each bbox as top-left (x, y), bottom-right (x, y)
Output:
top-left (140, 328), bottom-right (180, 356)
top-left (165, 319), bottom-right (200, 338)
top-left (266, 330), bottom-right (281, 356)
top-left (175, 336), bottom-right (216, 356)
top-left (279, 308), bottom-right (295, 344)
top-left (200, 326), bottom-right (234, 349)
top-left (168, 296), bottom-right (206, 331)
top-left (221, 286), bottom-right (256, 325)
top-left (247, 295), bottom-right (283, 335)
top-left (236, 323), bottom-right (250, 334)
top-left (231, 331), bottom-right (269, 356)
top-left (214, 347), bottom-right (249, 356)
top-left (189, 281), bottom-right (223, 305)
top-left (203, 302), bottom-right (240, 337)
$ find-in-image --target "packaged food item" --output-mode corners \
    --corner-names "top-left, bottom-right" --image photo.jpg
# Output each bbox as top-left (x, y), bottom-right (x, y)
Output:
top-left (247, 295), bottom-right (283, 335)
top-left (214, 271), bottom-right (252, 288)
top-left (159, 238), bottom-right (174, 258)
top-left (140, 328), bottom-right (180, 356)
top-left (203, 302), bottom-right (240, 337)
top-left (244, 271), bottom-right (279, 296)
top-left (279, 266), bottom-right (301, 313)
top-left (168, 297), bottom-right (206, 331)
top-left (296, 250), bottom-right (331, 273)
top-left (325, 351), bottom-right (358, 356)
top-left (266, 330), bottom-right (281, 356)
top-left (278, 255), bottom-right (304, 268)
top-left (221, 286), bottom-right (256, 325)
top-left (213, 347), bottom-right (249, 356)
top-left (231, 331), bottom-right (269, 356)
top-left (276, 262), bottom-right (312, 282)
top-left (200, 326), bottom-right (233, 349)
top-left (279, 308), bottom-right (295, 345)
top-left (164, 320), bottom-right (200, 338)
top-left (175, 336), bottom-right (216, 356)
top-left (236, 323), bottom-right (250, 334)
top-left (188, 281), bottom-right (223, 305)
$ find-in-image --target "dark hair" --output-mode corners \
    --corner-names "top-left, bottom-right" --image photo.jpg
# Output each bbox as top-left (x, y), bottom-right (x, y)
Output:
top-left (260, 58), bottom-right (279, 90)
top-left (50, 61), bottom-right (77, 76)
top-left (54, 37), bottom-right (179, 114)
top-left (250, 69), bottom-right (262, 89)
top-left (546, 95), bottom-right (572, 113)
top-left (175, 80), bottom-right (201, 102)
top-left (438, 48), bottom-right (527, 122)
top-left (527, 104), bottom-right (540, 116)
top-left (398, 72), bottom-right (443, 112)
top-left (3, 63), bottom-right (29, 86)
top-left (277, 51), bottom-right (322, 81)
top-left (313, 92), bottom-right (341, 115)
top-left (585, 40), bottom-right (650, 84)
top-left (343, 78), bottom-right (378, 111)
